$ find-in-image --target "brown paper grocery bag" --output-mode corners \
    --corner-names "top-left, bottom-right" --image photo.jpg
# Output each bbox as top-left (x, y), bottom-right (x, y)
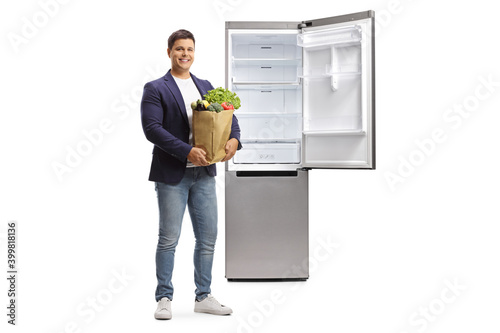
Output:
top-left (192, 109), bottom-right (234, 164)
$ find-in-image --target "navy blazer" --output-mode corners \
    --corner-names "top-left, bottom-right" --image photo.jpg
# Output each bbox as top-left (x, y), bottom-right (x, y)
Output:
top-left (141, 70), bottom-right (241, 184)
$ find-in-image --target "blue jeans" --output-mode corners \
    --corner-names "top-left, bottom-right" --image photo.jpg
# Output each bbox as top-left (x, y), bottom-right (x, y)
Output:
top-left (154, 167), bottom-right (218, 302)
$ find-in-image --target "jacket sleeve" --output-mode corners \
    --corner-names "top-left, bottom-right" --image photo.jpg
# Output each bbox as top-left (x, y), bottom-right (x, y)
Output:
top-left (229, 114), bottom-right (243, 150)
top-left (140, 82), bottom-right (192, 161)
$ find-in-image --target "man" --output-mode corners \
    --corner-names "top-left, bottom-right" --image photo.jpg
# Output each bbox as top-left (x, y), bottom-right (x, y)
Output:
top-left (140, 29), bottom-right (241, 320)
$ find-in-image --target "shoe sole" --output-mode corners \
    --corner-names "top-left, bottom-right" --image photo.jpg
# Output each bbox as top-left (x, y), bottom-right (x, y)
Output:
top-left (194, 309), bottom-right (232, 315)
top-left (154, 314), bottom-right (172, 320)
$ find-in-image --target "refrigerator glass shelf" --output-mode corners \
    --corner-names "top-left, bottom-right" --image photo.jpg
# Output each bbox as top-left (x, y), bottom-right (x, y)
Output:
top-left (302, 130), bottom-right (366, 136)
top-left (240, 138), bottom-right (301, 143)
top-left (232, 81), bottom-right (301, 89)
top-left (232, 58), bottom-right (301, 66)
top-left (237, 112), bottom-right (301, 117)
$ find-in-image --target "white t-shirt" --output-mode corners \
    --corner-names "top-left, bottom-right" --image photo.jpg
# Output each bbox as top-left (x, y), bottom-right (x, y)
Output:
top-left (173, 75), bottom-right (202, 168)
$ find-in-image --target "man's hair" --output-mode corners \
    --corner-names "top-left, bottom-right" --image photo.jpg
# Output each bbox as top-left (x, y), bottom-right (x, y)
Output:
top-left (168, 29), bottom-right (195, 50)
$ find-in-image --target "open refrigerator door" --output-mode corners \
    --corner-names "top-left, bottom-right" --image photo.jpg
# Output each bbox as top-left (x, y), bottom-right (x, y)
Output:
top-left (299, 11), bottom-right (376, 169)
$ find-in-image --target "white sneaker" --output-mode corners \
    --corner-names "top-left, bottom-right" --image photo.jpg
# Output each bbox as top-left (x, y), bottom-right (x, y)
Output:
top-left (155, 297), bottom-right (172, 320)
top-left (194, 294), bottom-right (233, 315)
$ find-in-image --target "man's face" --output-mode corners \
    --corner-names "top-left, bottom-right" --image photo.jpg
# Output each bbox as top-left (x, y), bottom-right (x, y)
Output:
top-left (167, 38), bottom-right (195, 74)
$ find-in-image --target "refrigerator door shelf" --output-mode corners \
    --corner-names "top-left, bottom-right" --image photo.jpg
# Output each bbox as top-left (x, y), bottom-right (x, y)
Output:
top-left (304, 113), bottom-right (362, 132)
top-left (297, 25), bottom-right (362, 49)
top-left (300, 63), bottom-right (361, 78)
top-left (303, 133), bottom-right (369, 168)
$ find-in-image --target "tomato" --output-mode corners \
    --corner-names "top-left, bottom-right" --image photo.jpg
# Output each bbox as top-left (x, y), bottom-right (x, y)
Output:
top-left (221, 102), bottom-right (234, 110)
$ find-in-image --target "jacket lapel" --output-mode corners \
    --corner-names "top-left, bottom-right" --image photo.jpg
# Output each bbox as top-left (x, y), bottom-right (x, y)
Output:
top-left (164, 70), bottom-right (189, 126)
top-left (191, 74), bottom-right (208, 98)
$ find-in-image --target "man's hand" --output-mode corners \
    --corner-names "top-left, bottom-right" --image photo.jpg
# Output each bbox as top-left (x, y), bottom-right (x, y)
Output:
top-left (187, 147), bottom-right (209, 166)
top-left (221, 138), bottom-right (239, 162)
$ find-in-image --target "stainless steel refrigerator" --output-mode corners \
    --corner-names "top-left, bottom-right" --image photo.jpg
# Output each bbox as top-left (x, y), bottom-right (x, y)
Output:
top-left (225, 10), bottom-right (376, 280)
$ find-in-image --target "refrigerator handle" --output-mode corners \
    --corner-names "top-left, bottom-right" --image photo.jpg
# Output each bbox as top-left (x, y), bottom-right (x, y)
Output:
top-left (235, 171), bottom-right (299, 178)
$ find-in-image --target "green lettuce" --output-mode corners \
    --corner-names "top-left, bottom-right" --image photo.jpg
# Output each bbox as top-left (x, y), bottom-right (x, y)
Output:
top-left (203, 87), bottom-right (241, 110)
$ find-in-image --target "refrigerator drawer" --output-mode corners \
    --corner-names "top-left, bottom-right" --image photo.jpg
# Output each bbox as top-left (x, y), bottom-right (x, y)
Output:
top-left (237, 114), bottom-right (301, 141)
top-left (248, 44), bottom-right (284, 58)
top-left (235, 89), bottom-right (296, 113)
top-left (231, 31), bottom-right (300, 58)
top-left (233, 143), bottom-right (301, 164)
top-left (233, 64), bottom-right (298, 82)
top-left (233, 85), bottom-right (301, 114)
top-left (232, 43), bottom-right (297, 59)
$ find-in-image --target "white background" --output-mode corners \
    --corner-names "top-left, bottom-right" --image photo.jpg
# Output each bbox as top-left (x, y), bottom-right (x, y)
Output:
top-left (1, 0), bottom-right (499, 332)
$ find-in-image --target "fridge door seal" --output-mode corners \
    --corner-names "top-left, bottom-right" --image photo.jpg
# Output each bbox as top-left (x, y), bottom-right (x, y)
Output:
top-left (299, 10), bottom-right (376, 170)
